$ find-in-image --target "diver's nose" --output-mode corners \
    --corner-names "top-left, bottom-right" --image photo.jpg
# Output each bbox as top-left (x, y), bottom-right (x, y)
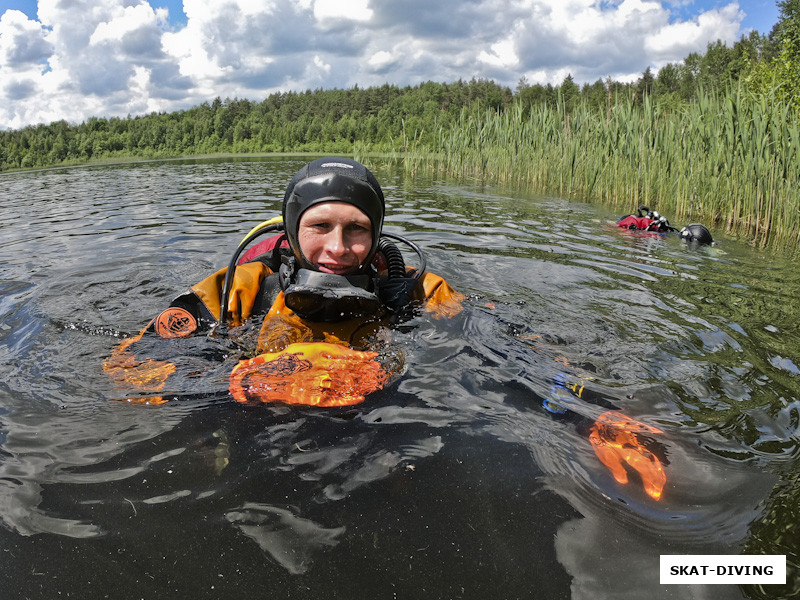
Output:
top-left (324, 227), bottom-right (348, 256)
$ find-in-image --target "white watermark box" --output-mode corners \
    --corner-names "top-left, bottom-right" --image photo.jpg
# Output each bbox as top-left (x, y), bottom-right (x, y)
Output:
top-left (661, 555), bottom-right (786, 585)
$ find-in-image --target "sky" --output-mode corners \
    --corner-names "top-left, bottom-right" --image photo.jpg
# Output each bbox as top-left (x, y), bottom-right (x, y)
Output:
top-left (0, 0), bottom-right (782, 130)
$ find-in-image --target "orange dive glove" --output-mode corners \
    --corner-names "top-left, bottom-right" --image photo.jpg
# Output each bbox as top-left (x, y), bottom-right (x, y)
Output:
top-left (103, 331), bottom-right (175, 405)
top-left (229, 342), bottom-right (388, 407)
top-left (589, 410), bottom-right (667, 500)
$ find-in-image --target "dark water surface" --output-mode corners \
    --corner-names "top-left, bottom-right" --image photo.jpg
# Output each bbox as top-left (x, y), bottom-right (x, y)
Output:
top-left (1, 157), bottom-right (799, 599)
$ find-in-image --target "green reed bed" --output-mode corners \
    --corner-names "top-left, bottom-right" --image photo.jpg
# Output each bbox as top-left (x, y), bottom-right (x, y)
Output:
top-left (411, 86), bottom-right (799, 250)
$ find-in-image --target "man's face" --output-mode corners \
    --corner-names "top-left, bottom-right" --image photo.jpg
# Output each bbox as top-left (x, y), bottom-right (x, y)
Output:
top-left (297, 202), bottom-right (372, 274)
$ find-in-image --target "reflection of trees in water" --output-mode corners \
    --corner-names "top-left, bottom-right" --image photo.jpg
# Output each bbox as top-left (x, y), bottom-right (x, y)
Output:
top-left (742, 471), bottom-right (800, 599)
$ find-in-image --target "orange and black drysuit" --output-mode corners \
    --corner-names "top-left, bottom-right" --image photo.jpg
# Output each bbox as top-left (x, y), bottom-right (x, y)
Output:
top-left (103, 237), bottom-right (464, 406)
top-left (152, 234), bottom-right (462, 343)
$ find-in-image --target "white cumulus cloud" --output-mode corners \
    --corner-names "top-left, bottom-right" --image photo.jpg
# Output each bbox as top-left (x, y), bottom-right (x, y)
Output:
top-left (0, 0), bottom-right (750, 129)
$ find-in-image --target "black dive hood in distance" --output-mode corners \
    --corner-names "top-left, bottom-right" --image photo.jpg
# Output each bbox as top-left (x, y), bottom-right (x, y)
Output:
top-left (679, 223), bottom-right (713, 245)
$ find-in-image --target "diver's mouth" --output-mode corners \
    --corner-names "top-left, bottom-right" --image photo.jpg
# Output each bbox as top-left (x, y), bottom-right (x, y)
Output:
top-left (317, 263), bottom-right (356, 275)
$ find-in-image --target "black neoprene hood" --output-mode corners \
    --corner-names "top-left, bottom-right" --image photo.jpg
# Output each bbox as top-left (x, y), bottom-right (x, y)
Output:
top-left (282, 157), bottom-right (385, 270)
top-left (679, 223), bottom-right (713, 245)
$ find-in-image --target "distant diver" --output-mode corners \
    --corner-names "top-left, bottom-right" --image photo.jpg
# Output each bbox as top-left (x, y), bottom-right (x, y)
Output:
top-left (617, 205), bottom-right (713, 246)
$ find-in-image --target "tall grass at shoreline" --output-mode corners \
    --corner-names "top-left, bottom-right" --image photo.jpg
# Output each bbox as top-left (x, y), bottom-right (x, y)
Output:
top-left (408, 85), bottom-right (799, 250)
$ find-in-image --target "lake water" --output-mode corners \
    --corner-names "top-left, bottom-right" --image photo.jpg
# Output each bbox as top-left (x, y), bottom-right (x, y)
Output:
top-left (1, 156), bottom-right (798, 599)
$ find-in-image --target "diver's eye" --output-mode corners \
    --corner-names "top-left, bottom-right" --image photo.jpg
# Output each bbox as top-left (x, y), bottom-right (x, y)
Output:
top-left (345, 219), bottom-right (371, 232)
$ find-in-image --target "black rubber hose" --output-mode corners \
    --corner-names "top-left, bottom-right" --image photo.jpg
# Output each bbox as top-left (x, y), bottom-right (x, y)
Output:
top-left (218, 224), bottom-right (284, 329)
top-left (377, 237), bottom-right (406, 279)
top-left (379, 232), bottom-right (426, 282)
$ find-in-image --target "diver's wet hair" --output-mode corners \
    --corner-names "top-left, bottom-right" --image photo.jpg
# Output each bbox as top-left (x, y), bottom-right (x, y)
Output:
top-left (282, 157), bottom-right (385, 271)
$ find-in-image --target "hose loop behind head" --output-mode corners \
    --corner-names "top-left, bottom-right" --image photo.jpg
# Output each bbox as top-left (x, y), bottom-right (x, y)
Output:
top-left (374, 232), bottom-right (428, 318)
top-left (218, 217), bottom-right (284, 329)
top-left (377, 237), bottom-right (406, 279)
top-left (379, 232), bottom-right (426, 282)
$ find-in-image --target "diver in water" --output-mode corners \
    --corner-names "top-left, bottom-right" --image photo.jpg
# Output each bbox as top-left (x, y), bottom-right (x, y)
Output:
top-left (150, 157), bottom-right (462, 340)
top-left (617, 205), bottom-right (713, 246)
top-left (106, 158), bottom-right (668, 501)
top-left (105, 157), bottom-right (463, 406)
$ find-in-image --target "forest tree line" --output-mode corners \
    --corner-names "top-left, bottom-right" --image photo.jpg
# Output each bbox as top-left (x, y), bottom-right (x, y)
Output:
top-left (0, 0), bottom-right (797, 175)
